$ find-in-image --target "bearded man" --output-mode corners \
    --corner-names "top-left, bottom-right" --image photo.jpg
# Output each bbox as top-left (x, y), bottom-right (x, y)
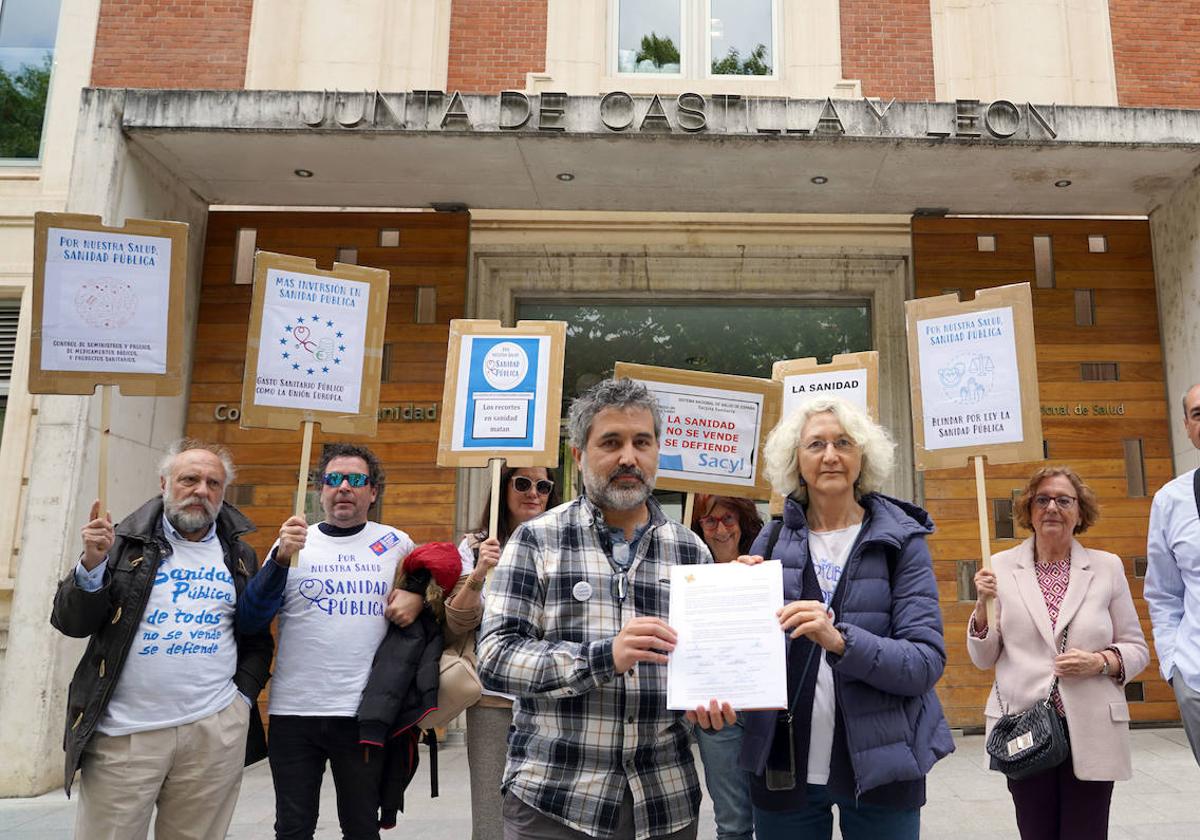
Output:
top-left (51, 438), bottom-right (272, 840)
top-left (478, 378), bottom-right (713, 840)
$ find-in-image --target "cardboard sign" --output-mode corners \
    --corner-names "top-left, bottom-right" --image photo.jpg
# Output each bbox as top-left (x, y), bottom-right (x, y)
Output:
top-left (773, 351), bottom-right (879, 421)
top-left (905, 282), bottom-right (1043, 469)
top-left (28, 212), bottom-right (188, 396)
top-left (614, 363), bottom-right (781, 499)
top-left (437, 319), bottom-right (567, 468)
top-left (240, 252), bottom-right (390, 435)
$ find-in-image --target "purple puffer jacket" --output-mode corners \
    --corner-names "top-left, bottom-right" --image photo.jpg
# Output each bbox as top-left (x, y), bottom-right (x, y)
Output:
top-left (739, 492), bottom-right (955, 796)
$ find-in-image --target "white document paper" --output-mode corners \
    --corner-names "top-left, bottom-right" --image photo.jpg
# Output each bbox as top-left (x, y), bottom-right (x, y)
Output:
top-left (667, 560), bottom-right (787, 711)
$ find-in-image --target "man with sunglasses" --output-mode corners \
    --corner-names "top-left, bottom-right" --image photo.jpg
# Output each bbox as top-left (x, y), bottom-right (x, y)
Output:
top-left (478, 378), bottom-right (715, 840)
top-left (1146, 382), bottom-right (1200, 766)
top-left (237, 443), bottom-right (415, 840)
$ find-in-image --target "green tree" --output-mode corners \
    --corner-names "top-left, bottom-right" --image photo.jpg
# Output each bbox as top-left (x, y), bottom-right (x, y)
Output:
top-left (635, 32), bottom-right (680, 69)
top-left (711, 43), bottom-right (771, 76)
top-left (0, 54), bottom-right (53, 159)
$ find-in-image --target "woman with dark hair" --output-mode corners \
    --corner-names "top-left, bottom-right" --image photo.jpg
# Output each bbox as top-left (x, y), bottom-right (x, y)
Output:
top-left (969, 465), bottom-right (1148, 839)
top-left (445, 465), bottom-right (561, 840)
top-left (689, 495), bottom-right (764, 840)
top-left (691, 494), bottom-right (762, 560)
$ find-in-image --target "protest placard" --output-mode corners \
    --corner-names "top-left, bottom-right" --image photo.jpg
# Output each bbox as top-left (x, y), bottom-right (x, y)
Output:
top-left (773, 351), bottom-right (879, 421)
top-left (29, 212), bottom-right (187, 395)
top-left (240, 252), bottom-right (390, 517)
top-left (613, 363), bottom-right (781, 501)
top-left (767, 351), bottom-right (879, 513)
top-left (29, 212), bottom-right (189, 509)
top-left (906, 283), bottom-right (1042, 470)
top-left (905, 282), bottom-right (1043, 624)
top-left (438, 320), bottom-right (566, 538)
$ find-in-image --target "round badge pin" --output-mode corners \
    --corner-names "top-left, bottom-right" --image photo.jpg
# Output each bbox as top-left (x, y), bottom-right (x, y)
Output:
top-left (572, 580), bottom-right (593, 602)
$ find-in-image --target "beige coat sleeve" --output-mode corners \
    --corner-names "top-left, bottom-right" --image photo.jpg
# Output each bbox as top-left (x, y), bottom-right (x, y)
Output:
top-left (443, 575), bottom-right (482, 643)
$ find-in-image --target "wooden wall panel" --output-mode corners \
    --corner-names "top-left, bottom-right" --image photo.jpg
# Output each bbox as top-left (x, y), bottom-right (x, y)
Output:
top-left (188, 211), bottom-right (468, 559)
top-left (912, 217), bottom-right (1175, 729)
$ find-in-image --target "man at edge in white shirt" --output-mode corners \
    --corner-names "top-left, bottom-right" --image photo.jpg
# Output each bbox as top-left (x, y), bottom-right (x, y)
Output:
top-left (1146, 381), bottom-right (1200, 765)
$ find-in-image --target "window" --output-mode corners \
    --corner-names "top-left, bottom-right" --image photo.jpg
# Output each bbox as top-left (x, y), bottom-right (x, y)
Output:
top-left (957, 560), bottom-right (978, 601)
top-left (1080, 362), bottom-right (1118, 381)
top-left (708, 0), bottom-right (774, 77)
top-left (1033, 235), bottom-right (1055, 288)
top-left (613, 0), bottom-right (775, 78)
top-left (616, 0), bottom-right (683, 75)
top-left (518, 297), bottom-right (866, 519)
top-left (517, 299), bottom-right (871, 399)
top-left (0, 0), bottom-right (63, 160)
top-left (1074, 289), bottom-right (1095, 326)
top-left (0, 301), bottom-right (19, 442)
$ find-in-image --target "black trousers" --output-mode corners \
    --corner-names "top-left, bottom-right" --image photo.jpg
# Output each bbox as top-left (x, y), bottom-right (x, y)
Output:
top-left (1005, 731), bottom-right (1114, 840)
top-left (269, 714), bottom-right (384, 840)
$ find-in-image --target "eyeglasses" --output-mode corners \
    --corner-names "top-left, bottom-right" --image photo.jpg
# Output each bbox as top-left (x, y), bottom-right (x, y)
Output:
top-left (802, 437), bottom-right (857, 454)
top-left (513, 476), bottom-right (554, 496)
top-left (699, 513), bottom-right (738, 530)
top-left (323, 472), bottom-right (370, 488)
top-left (1033, 494), bottom-right (1077, 510)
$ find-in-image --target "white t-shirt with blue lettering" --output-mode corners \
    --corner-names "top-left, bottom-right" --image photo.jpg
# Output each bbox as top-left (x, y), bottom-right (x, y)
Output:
top-left (98, 524), bottom-right (238, 736)
top-left (806, 523), bottom-right (861, 785)
top-left (268, 522), bottom-right (414, 717)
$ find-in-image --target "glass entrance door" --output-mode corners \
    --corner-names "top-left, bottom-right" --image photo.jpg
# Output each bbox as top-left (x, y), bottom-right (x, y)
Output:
top-left (517, 298), bottom-right (872, 511)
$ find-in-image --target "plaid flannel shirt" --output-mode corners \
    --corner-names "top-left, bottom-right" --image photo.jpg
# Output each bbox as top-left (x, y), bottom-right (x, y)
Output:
top-left (477, 495), bottom-right (711, 840)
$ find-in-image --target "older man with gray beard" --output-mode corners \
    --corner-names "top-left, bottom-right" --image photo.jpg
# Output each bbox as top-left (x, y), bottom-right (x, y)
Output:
top-left (51, 438), bottom-right (272, 840)
top-left (478, 378), bottom-right (714, 840)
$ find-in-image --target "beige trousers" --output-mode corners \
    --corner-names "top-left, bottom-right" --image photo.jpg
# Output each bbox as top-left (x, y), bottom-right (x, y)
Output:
top-left (75, 697), bottom-right (250, 840)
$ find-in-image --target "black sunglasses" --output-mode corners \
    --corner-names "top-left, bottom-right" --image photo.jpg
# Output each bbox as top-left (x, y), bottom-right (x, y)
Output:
top-left (323, 472), bottom-right (370, 488)
top-left (512, 476), bottom-right (554, 496)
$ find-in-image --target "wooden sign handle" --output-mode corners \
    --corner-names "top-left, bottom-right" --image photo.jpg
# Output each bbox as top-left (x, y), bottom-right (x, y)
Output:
top-left (294, 420), bottom-right (315, 519)
top-left (98, 385), bottom-right (112, 512)
top-left (682, 492), bottom-right (696, 529)
top-left (974, 455), bottom-right (997, 629)
top-left (488, 458), bottom-right (503, 540)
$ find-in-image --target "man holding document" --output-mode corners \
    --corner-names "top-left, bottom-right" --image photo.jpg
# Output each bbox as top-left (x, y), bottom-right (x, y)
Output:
top-left (478, 378), bottom-right (716, 840)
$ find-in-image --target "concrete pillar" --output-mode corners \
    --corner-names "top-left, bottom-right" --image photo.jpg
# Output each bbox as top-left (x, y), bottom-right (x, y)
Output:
top-left (0, 90), bottom-right (210, 796)
top-left (1150, 171), bottom-right (1200, 476)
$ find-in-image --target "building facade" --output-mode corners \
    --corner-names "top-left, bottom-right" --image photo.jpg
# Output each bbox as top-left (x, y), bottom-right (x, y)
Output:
top-left (1, 0), bottom-right (1199, 795)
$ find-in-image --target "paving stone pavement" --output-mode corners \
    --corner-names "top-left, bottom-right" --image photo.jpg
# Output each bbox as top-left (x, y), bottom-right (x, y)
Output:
top-left (1, 729), bottom-right (1197, 839)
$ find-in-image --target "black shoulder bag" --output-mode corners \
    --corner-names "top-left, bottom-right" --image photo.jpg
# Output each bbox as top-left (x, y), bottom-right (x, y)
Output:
top-left (985, 622), bottom-right (1071, 780)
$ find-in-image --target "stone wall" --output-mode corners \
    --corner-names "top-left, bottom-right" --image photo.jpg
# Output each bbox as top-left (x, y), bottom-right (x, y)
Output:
top-left (1151, 173), bottom-right (1200, 473)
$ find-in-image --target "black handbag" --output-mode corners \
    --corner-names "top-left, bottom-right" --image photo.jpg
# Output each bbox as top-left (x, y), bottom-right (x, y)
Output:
top-left (985, 622), bottom-right (1071, 781)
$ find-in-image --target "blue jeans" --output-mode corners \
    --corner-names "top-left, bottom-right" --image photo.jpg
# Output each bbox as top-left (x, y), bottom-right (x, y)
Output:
top-left (754, 784), bottom-right (920, 840)
top-left (696, 714), bottom-right (754, 840)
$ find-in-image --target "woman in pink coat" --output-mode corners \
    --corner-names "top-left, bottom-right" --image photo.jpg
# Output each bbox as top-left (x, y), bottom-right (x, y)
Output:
top-left (968, 465), bottom-right (1148, 840)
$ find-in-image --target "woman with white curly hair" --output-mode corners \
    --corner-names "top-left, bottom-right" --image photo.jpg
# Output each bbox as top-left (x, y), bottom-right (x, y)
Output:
top-left (732, 396), bottom-right (954, 839)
